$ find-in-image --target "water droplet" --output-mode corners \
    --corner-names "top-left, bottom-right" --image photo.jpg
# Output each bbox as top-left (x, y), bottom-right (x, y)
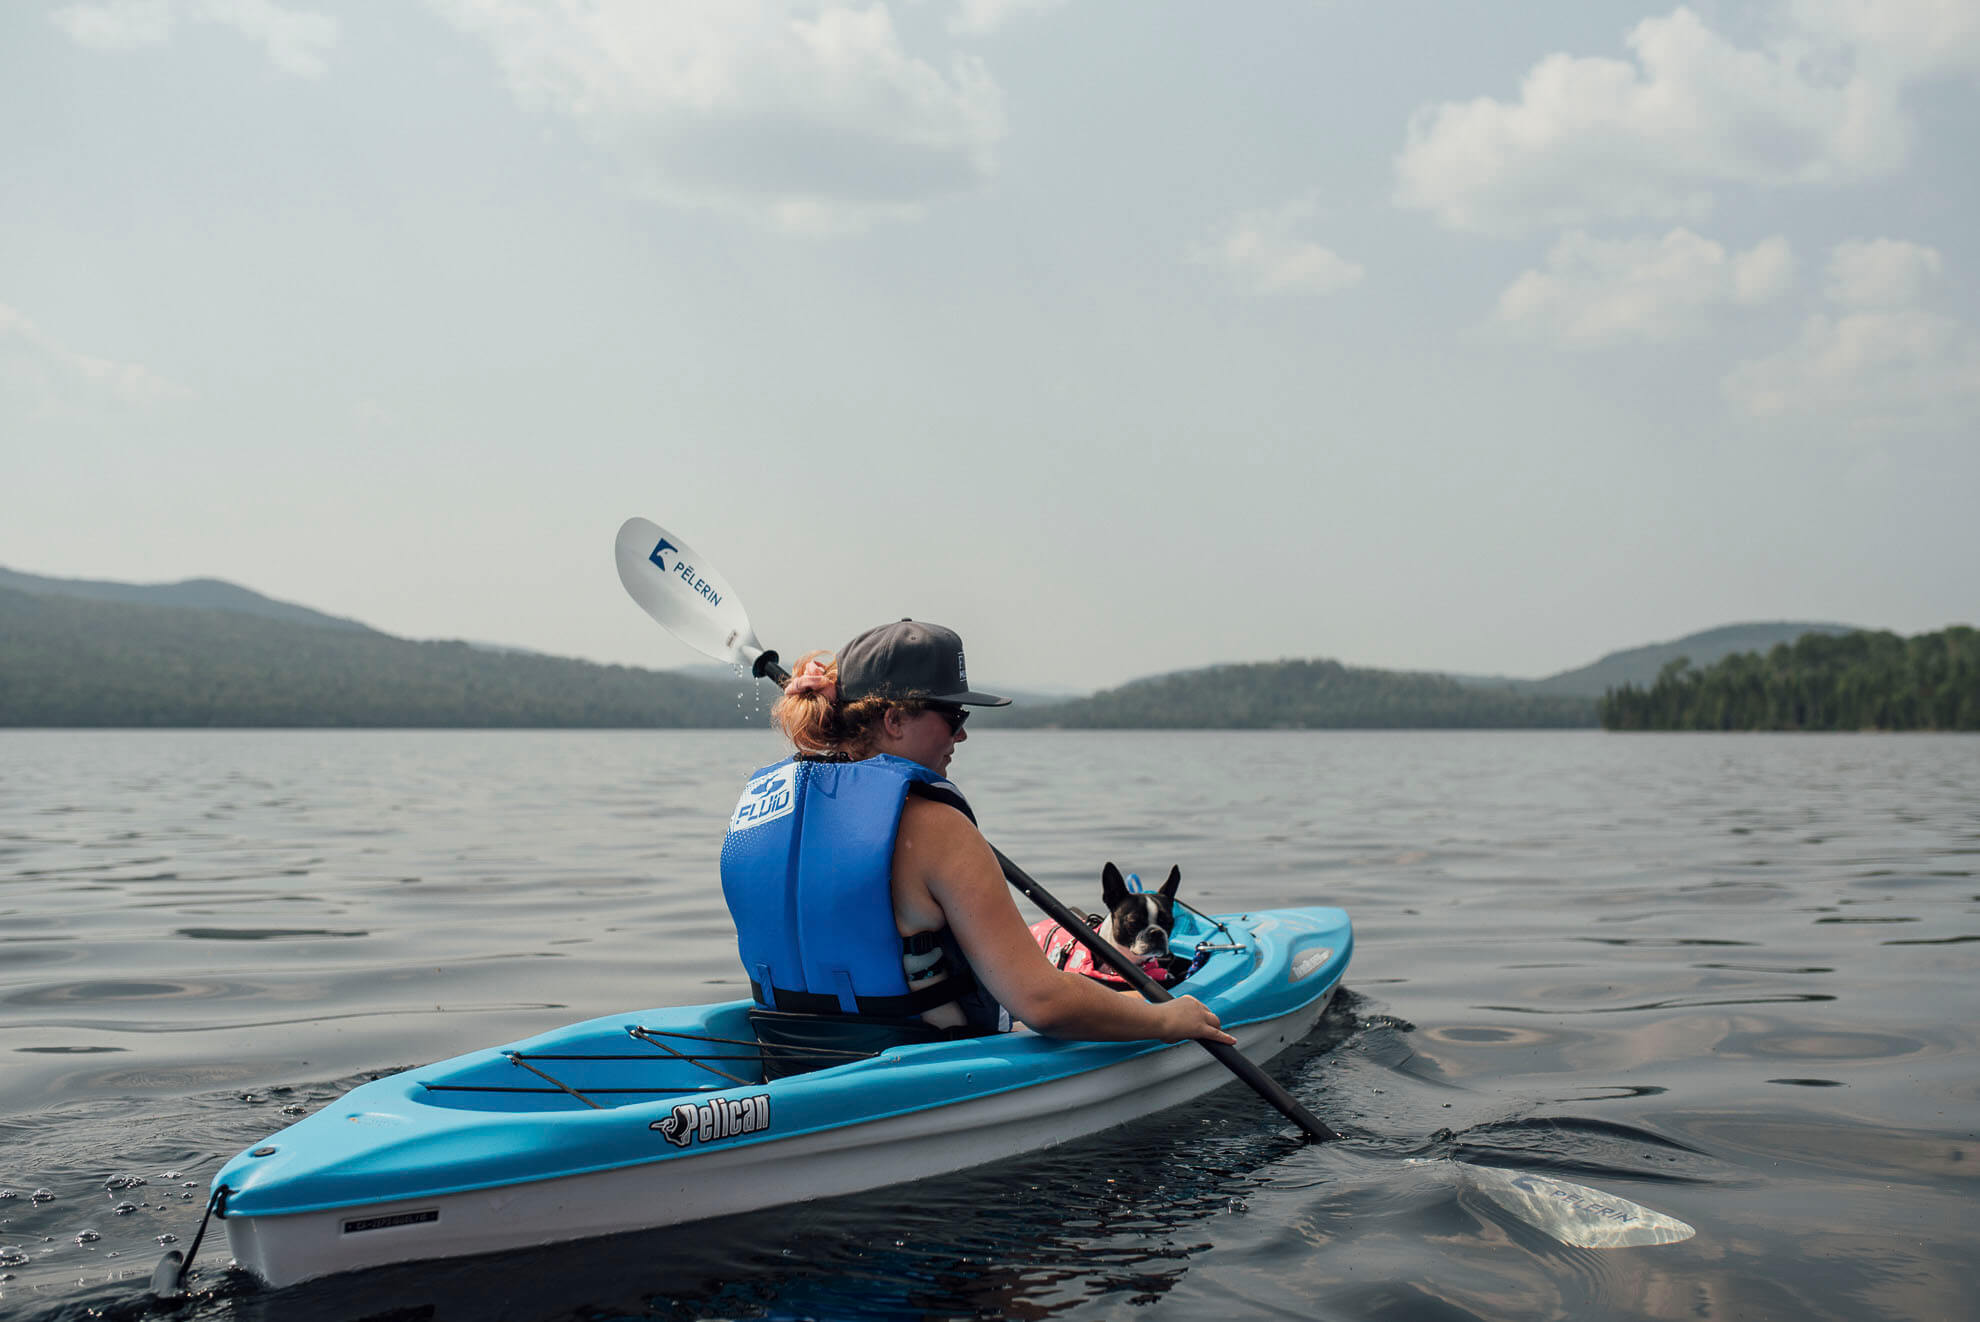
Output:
top-left (282, 1103), bottom-right (306, 1116)
top-left (161, 1171), bottom-right (182, 1181)
top-left (76, 1229), bottom-right (101, 1244)
top-left (29, 1189), bottom-right (54, 1204)
top-left (155, 1234), bottom-right (178, 1246)
top-left (114, 1202), bottom-right (137, 1215)
top-left (0, 1248), bottom-right (27, 1268)
top-left (104, 1174), bottom-right (147, 1191)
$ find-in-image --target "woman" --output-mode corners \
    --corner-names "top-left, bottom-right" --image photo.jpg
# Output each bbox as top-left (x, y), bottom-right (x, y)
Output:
top-left (719, 619), bottom-right (1231, 1075)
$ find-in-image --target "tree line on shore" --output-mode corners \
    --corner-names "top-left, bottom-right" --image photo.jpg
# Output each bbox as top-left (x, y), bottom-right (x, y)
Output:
top-left (1598, 627), bottom-right (1979, 731)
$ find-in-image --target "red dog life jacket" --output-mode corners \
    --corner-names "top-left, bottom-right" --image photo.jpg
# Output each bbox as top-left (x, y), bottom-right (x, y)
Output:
top-left (1029, 917), bottom-right (1173, 986)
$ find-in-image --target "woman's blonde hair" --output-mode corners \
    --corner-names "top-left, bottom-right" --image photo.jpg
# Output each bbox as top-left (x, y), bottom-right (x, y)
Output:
top-left (772, 650), bottom-right (928, 760)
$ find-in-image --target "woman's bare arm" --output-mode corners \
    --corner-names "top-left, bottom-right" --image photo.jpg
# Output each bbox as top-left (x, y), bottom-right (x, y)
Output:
top-left (891, 797), bottom-right (1233, 1044)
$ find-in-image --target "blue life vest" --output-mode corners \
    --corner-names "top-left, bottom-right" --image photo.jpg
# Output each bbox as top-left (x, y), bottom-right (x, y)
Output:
top-left (719, 754), bottom-right (1000, 1025)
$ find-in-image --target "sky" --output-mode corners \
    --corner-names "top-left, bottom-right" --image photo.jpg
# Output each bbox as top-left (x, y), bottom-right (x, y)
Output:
top-left (4, 0), bottom-right (1976, 692)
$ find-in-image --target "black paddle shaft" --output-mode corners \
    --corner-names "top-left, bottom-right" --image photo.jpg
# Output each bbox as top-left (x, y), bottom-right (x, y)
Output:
top-left (748, 649), bottom-right (1338, 1143)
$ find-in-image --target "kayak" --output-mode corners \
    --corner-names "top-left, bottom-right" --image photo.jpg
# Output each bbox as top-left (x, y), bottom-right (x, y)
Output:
top-left (216, 904), bottom-right (1349, 1286)
top-left (213, 903), bottom-right (1351, 1287)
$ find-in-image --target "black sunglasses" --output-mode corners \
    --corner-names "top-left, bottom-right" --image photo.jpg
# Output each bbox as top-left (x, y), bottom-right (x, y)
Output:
top-left (928, 704), bottom-right (969, 735)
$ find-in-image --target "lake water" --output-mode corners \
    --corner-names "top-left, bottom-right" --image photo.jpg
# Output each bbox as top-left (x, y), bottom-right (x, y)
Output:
top-left (1, 730), bottom-right (1975, 1321)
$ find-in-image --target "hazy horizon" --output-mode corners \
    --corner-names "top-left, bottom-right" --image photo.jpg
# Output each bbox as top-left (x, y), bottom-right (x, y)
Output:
top-left (2, 559), bottom-right (1874, 692)
top-left (6, 2), bottom-right (1975, 691)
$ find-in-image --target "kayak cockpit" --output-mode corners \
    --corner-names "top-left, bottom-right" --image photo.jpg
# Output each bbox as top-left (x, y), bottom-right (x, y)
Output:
top-left (412, 1006), bottom-right (769, 1112)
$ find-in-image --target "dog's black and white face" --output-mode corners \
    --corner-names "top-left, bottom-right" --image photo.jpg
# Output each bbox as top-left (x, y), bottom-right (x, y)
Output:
top-left (1100, 862), bottom-right (1180, 959)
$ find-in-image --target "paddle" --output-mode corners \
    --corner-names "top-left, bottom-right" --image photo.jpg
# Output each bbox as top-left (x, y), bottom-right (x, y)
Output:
top-left (613, 517), bottom-right (1341, 1142)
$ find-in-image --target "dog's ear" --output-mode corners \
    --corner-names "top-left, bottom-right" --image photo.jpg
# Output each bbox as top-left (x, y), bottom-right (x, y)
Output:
top-left (1101, 862), bottom-right (1128, 910)
top-left (1158, 865), bottom-right (1180, 901)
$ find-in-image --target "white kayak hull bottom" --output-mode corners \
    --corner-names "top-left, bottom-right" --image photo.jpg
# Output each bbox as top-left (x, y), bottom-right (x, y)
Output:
top-left (224, 989), bottom-right (1335, 1288)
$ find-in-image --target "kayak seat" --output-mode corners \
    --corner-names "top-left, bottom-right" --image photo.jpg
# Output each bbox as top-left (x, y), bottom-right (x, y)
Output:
top-left (748, 1007), bottom-right (996, 1080)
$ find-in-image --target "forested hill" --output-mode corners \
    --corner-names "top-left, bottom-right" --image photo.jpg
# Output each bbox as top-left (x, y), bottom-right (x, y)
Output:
top-left (0, 565), bottom-right (373, 633)
top-left (0, 586), bottom-right (761, 728)
top-left (1516, 621), bottom-right (1860, 697)
top-left (1600, 627), bottom-right (1980, 731)
top-left (988, 658), bottom-right (1598, 729)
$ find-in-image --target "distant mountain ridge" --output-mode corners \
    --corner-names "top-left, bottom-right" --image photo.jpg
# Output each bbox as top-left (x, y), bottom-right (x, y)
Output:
top-left (0, 563), bottom-right (1882, 727)
top-left (0, 584), bottom-right (762, 728)
top-left (988, 658), bottom-right (1598, 730)
top-left (0, 566), bottom-right (373, 634)
top-left (1450, 621), bottom-right (1862, 698)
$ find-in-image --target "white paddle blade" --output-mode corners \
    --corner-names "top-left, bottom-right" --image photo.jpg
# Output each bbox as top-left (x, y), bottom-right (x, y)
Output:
top-left (614, 517), bottom-right (764, 668)
top-left (1460, 1163), bottom-right (1696, 1249)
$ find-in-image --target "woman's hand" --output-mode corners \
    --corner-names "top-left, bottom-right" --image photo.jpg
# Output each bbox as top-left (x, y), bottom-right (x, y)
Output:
top-left (1155, 994), bottom-right (1235, 1045)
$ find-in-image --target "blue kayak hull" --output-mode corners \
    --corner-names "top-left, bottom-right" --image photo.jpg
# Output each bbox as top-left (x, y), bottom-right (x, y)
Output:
top-left (217, 905), bottom-right (1350, 1285)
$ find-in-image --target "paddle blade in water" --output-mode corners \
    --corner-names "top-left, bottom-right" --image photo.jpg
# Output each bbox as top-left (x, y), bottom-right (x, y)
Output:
top-left (1459, 1163), bottom-right (1695, 1249)
top-left (615, 518), bottom-right (763, 668)
top-left (149, 1249), bottom-right (185, 1299)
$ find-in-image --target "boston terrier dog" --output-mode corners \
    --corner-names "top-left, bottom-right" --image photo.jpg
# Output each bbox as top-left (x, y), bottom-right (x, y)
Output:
top-left (1031, 862), bottom-right (1184, 986)
top-left (1101, 861), bottom-right (1179, 963)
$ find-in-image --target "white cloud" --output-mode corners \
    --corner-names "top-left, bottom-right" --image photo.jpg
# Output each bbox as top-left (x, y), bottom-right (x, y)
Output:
top-left (1734, 236), bottom-right (1799, 305)
top-left (427, 0), bottom-right (1006, 234)
top-left (0, 302), bottom-right (194, 413)
top-left (1724, 307), bottom-right (1980, 422)
top-left (1824, 238), bottom-right (1945, 308)
top-left (1198, 198), bottom-right (1364, 297)
top-left (949, 0), bottom-right (1068, 38)
top-left (194, 0), bottom-right (337, 78)
top-left (1724, 239), bottom-right (1980, 423)
top-left (1787, 0), bottom-right (1980, 80)
top-left (1393, 3), bottom-right (1961, 235)
top-left (1496, 229), bottom-right (1794, 347)
top-left (49, 0), bottom-right (174, 49)
top-left (49, 0), bottom-right (337, 77)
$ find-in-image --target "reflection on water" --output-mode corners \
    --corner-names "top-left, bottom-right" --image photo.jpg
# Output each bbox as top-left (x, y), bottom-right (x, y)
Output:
top-left (0, 729), bottom-right (1975, 1321)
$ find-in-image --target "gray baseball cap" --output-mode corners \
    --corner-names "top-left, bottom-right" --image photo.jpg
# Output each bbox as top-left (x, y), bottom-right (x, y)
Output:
top-left (837, 619), bottom-right (1011, 706)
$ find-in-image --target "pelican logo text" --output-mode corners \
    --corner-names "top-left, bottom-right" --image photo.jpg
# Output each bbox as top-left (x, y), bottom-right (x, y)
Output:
top-left (649, 540), bottom-right (722, 608)
top-left (342, 1209), bottom-right (438, 1234)
top-left (1289, 947), bottom-right (1333, 981)
top-left (653, 1094), bottom-right (771, 1148)
top-left (729, 770), bottom-right (796, 833)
